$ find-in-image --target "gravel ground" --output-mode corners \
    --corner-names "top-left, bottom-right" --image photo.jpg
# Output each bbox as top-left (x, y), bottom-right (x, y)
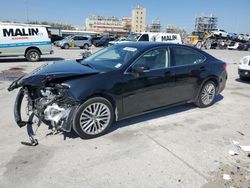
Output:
top-left (0, 46), bottom-right (249, 188)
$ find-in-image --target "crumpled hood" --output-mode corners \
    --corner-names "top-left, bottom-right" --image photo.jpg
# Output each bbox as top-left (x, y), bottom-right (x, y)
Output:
top-left (8, 60), bottom-right (99, 91)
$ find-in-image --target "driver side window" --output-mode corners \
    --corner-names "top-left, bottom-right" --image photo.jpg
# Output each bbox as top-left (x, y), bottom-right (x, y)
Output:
top-left (133, 48), bottom-right (170, 70)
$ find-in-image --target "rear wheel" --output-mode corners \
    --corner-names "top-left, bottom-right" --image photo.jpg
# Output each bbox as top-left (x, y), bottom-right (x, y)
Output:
top-left (195, 81), bottom-right (216, 108)
top-left (73, 97), bottom-right (114, 139)
top-left (26, 49), bottom-right (40, 62)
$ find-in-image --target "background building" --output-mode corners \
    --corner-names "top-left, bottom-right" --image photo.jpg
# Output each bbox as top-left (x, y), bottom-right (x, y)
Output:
top-left (131, 5), bottom-right (146, 33)
top-left (194, 14), bottom-right (218, 32)
top-left (149, 18), bottom-right (161, 32)
top-left (122, 17), bottom-right (132, 32)
top-left (85, 15), bottom-right (124, 32)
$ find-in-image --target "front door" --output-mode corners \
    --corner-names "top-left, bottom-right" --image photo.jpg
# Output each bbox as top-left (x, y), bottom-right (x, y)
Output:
top-left (122, 47), bottom-right (176, 117)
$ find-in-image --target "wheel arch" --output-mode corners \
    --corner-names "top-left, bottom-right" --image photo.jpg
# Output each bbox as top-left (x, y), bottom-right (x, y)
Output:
top-left (194, 76), bottom-right (220, 102)
top-left (25, 46), bottom-right (41, 56)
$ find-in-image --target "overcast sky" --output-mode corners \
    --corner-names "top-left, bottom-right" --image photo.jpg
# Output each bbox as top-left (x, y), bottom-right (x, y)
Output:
top-left (0, 0), bottom-right (250, 33)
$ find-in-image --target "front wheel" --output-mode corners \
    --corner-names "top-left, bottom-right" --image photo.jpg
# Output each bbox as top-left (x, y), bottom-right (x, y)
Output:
top-left (62, 43), bottom-right (70, 49)
top-left (195, 81), bottom-right (216, 108)
top-left (195, 41), bottom-right (202, 49)
top-left (73, 97), bottom-right (114, 139)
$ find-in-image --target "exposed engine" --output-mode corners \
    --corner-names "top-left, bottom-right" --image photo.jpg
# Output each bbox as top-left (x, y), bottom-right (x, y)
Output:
top-left (38, 87), bottom-right (72, 129)
top-left (19, 84), bottom-right (77, 133)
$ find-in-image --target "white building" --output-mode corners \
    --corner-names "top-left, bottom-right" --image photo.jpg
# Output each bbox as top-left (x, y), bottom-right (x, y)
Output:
top-left (131, 5), bottom-right (146, 33)
top-left (85, 15), bottom-right (124, 32)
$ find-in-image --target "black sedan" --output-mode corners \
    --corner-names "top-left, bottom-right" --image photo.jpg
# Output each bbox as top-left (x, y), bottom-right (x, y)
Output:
top-left (8, 42), bottom-right (227, 139)
top-left (95, 36), bottom-right (116, 47)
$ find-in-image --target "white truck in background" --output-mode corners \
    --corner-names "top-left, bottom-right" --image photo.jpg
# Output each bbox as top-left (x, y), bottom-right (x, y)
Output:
top-left (124, 32), bottom-right (183, 44)
top-left (0, 22), bottom-right (53, 62)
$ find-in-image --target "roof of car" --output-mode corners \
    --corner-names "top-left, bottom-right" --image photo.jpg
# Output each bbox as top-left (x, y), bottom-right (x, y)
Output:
top-left (115, 42), bottom-right (191, 50)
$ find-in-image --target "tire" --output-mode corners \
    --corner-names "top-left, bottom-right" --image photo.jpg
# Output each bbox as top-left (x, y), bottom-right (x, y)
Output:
top-left (83, 43), bottom-right (89, 49)
top-left (195, 41), bottom-right (202, 49)
top-left (195, 81), bottom-right (216, 108)
top-left (204, 40), bottom-right (212, 49)
top-left (25, 49), bottom-right (40, 62)
top-left (62, 43), bottom-right (70, 49)
top-left (73, 97), bottom-right (114, 139)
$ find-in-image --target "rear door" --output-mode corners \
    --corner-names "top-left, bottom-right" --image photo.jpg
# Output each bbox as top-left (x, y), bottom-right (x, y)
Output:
top-left (170, 46), bottom-right (207, 102)
top-left (74, 36), bottom-right (86, 47)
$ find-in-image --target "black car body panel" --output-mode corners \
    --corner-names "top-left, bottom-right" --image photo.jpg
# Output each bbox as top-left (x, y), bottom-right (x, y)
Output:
top-left (8, 60), bottom-right (100, 91)
top-left (9, 42), bottom-right (227, 136)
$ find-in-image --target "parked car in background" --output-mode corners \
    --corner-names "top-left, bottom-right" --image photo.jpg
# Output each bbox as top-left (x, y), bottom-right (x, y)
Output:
top-left (0, 22), bottom-right (53, 62)
top-left (124, 32), bottom-right (183, 44)
top-left (237, 42), bottom-right (250, 51)
top-left (211, 29), bottom-right (229, 38)
top-left (94, 36), bottom-right (116, 47)
top-left (238, 55), bottom-right (250, 80)
top-left (108, 37), bottom-right (126, 45)
top-left (8, 42), bottom-right (227, 139)
top-left (227, 42), bottom-right (240, 50)
top-left (91, 35), bottom-right (102, 45)
top-left (228, 33), bottom-right (238, 40)
top-left (59, 35), bottom-right (92, 49)
top-left (51, 35), bottom-right (64, 44)
top-left (237, 34), bottom-right (249, 42)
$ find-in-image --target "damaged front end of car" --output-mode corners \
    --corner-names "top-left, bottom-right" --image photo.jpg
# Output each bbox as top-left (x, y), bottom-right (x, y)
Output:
top-left (8, 79), bottom-right (79, 145)
top-left (8, 61), bottom-right (100, 146)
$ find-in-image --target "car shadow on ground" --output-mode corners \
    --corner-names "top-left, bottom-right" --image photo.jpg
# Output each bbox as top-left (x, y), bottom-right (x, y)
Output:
top-left (235, 78), bottom-right (250, 84)
top-left (63, 94), bottom-right (224, 140)
top-left (0, 57), bottom-right (64, 63)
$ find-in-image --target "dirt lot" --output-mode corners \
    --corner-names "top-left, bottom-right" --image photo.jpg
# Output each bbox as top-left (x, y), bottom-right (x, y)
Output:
top-left (0, 46), bottom-right (249, 188)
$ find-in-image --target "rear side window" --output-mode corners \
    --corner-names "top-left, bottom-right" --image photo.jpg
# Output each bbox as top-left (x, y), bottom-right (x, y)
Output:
top-left (172, 47), bottom-right (206, 66)
top-left (75, 36), bottom-right (88, 40)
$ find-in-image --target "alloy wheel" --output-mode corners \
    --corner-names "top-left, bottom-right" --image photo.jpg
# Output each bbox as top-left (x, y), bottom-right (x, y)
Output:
top-left (200, 83), bottom-right (216, 105)
top-left (80, 102), bottom-right (111, 135)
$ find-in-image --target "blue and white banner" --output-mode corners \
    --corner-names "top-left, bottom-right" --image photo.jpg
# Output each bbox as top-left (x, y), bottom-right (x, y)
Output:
top-left (0, 41), bottom-right (51, 48)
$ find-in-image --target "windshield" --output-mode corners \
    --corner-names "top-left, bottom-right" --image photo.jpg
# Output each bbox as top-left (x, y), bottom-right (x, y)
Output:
top-left (100, 37), bottom-right (108, 41)
top-left (82, 45), bottom-right (139, 70)
top-left (64, 35), bottom-right (72, 40)
top-left (126, 33), bottom-right (141, 41)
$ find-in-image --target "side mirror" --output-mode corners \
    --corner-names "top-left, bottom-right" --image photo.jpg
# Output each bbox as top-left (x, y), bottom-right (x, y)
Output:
top-left (131, 64), bottom-right (150, 73)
